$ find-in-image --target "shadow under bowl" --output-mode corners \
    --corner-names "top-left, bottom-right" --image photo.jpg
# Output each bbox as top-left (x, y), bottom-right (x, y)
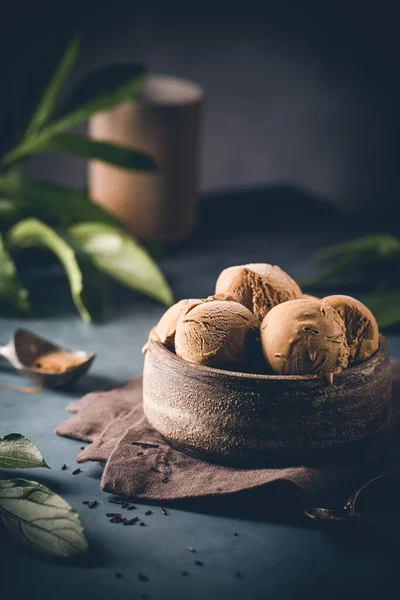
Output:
top-left (143, 335), bottom-right (392, 467)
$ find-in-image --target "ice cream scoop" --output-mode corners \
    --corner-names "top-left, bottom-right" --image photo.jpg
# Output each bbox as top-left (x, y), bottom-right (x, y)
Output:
top-left (260, 299), bottom-right (349, 382)
top-left (143, 298), bottom-right (201, 353)
top-left (142, 293), bottom-right (240, 354)
top-left (321, 295), bottom-right (379, 364)
top-left (175, 300), bottom-right (260, 368)
top-left (215, 263), bottom-right (301, 321)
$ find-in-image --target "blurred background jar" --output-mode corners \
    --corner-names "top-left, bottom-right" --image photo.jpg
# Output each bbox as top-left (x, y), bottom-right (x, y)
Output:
top-left (88, 74), bottom-right (203, 242)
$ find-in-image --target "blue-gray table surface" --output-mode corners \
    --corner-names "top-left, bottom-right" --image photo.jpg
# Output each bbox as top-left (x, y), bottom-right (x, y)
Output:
top-left (1, 189), bottom-right (400, 600)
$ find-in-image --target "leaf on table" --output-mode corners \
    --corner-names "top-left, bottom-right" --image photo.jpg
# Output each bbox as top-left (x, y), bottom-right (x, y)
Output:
top-left (25, 36), bottom-right (80, 136)
top-left (363, 287), bottom-right (400, 328)
top-left (41, 132), bottom-right (158, 172)
top-left (0, 434), bottom-right (49, 470)
top-left (1, 64), bottom-right (147, 164)
top-left (68, 222), bottom-right (174, 306)
top-left (0, 478), bottom-right (88, 557)
top-left (0, 233), bottom-right (30, 316)
top-left (0, 175), bottom-right (119, 227)
top-left (7, 218), bottom-right (106, 323)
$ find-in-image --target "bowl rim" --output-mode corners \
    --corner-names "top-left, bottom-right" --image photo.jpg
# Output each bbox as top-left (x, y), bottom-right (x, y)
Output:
top-left (148, 334), bottom-right (385, 382)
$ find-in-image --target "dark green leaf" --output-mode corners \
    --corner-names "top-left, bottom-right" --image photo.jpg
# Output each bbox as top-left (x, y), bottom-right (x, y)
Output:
top-left (1, 64), bottom-right (147, 165)
top-left (41, 132), bottom-right (157, 172)
top-left (8, 219), bottom-right (106, 322)
top-left (306, 233), bottom-right (400, 287)
top-left (363, 287), bottom-right (400, 328)
top-left (0, 233), bottom-right (30, 316)
top-left (26, 36), bottom-right (80, 136)
top-left (0, 478), bottom-right (88, 557)
top-left (0, 434), bottom-right (49, 470)
top-left (53, 63), bottom-right (147, 126)
top-left (0, 176), bottom-right (119, 227)
top-left (68, 222), bottom-right (173, 306)
top-left (0, 197), bottom-right (27, 230)
top-left (316, 233), bottom-right (400, 261)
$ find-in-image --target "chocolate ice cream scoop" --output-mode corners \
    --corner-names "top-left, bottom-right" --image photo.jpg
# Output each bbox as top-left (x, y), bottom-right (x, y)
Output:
top-left (215, 263), bottom-right (302, 321)
top-left (143, 294), bottom-right (240, 354)
top-left (143, 298), bottom-right (201, 353)
top-left (175, 300), bottom-right (260, 368)
top-left (321, 295), bottom-right (379, 364)
top-left (260, 299), bottom-right (349, 382)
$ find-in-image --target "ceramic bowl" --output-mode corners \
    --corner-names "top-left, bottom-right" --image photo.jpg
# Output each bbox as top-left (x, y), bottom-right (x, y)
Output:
top-left (143, 335), bottom-right (392, 466)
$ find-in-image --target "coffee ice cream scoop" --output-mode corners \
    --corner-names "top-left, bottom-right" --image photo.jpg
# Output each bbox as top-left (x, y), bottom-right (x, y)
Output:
top-left (215, 263), bottom-right (301, 321)
top-left (175, 300), bottom-right (260, 368)
top-left (143, 294), bottom-right (240, 354)
top-left (260, 299), bottom-right (349, 382)
top-left (143, 298), bottom-right (201, 353)
top-left (321, 295), bottom-right (379, 364)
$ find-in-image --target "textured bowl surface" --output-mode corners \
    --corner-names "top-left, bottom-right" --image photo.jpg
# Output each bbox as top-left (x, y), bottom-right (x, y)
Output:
top-left (143, 335), bottom-right (392, 466)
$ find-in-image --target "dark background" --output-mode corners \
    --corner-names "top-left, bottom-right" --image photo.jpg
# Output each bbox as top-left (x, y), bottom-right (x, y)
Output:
top-left (1, 1), bottom-right (399, 227)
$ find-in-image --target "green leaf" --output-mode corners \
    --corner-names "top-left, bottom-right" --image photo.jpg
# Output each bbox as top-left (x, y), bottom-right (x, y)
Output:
top-left (26, 36), bottom-right (80, 136)
top-left (364, 287), bottom-right (400, 328)
top-left (0, 478), bottom-right (88, 557)
top-left (2, 64), bottom-right (147, 166)
top-left (0, 197), bottom-right (27, 230)
top-left (0, 176), bottom-right (119, 227)
top-left (8, 219), bottom-right (106, 322)
top-left (0, 233), bottom-right (30, 316)
top-left (68, 222), bottom-right (173, 306)
top-left (306, 233), bottom-right (400, 287)
top-left (0, 434), bottom-right (49, 470)
top-left (316, 233), bottom-right (400, 261)
top-left (40, 132), bottom-right (158, 172)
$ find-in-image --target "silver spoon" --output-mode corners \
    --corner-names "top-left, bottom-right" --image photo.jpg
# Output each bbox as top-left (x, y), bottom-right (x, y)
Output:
top-left (0, 329), bottom-right (95, 389)
top-left (305, 464), bottom-right (400, 522)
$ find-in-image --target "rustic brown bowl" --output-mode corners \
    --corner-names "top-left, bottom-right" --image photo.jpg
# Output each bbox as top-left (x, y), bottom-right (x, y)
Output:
top-left (143, 335), bottom-right (392, 466)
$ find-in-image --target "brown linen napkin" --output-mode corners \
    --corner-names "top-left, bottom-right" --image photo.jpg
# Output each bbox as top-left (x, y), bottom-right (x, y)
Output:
top-left (55, 362), bottom-right (400, 506)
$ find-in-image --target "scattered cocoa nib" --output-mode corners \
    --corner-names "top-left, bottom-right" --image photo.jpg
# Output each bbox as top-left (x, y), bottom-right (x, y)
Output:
top-left (139, 522), bottom-right (146, 527)
top-left (236, 572), bottom-right (243, 579)
top-left (232, 531), bottom-right (239, 536)
top-left (131, 442), bottom-right (159, 449)
top-left (137, 451), bottom-right (144, 456)
top-left (110, 516), bottom-right (126, 523)
top-left (144, 510), bottom-right (153, 516)
top-left (88, 500), bottom-right (98, 509)
top-left (121, 503), bottom-right (129, 509)
top-left (123, 517), bottom-right (139, 526)
top-left (80, 446), bottom-right (85, 450)
top-left (61, 464), bottom-right (68, 470)
top-left (82, 501), bottom-right (89, 505)
top-left (127, 505), bottom-right (137, 511)
top-left (187, 546), bottom-right (196, 553)
top-left (160, 507), bottom-right (167, 515)
top-left (137, 573), bottom-right (149, 582)
top-left (72, 468), bottom-right (82, 475)
top-left (195, 560), bottom-right (204, 567)
top-left (114, 572), bottom-right (123, 579)
top-left (106, 513), bottom-right (122, 518)
top-left (181, 571), bottom-right (189, 576)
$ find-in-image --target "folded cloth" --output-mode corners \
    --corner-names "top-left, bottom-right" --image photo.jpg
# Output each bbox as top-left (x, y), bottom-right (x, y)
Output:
top-left (55, 361), bottom-right (400, 506)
